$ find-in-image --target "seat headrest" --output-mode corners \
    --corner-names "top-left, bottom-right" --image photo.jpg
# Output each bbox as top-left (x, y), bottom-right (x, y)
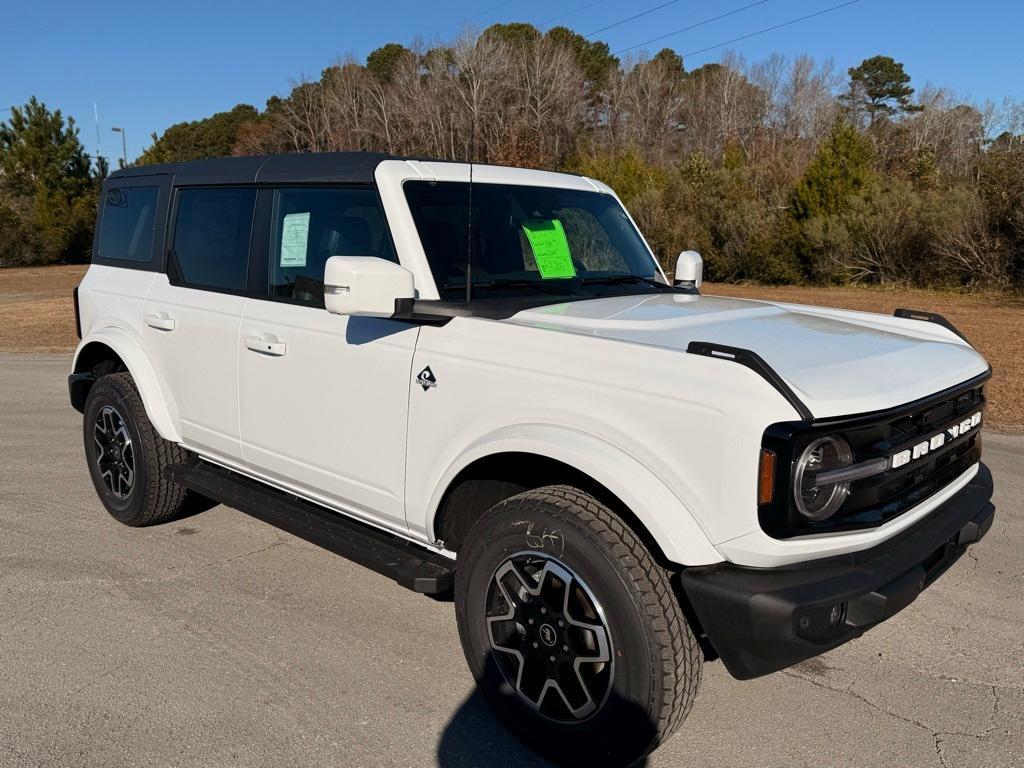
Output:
top-left (335, 216), bottom-right (373, 255)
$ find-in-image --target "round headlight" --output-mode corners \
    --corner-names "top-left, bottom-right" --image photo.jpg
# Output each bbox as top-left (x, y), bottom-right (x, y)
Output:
top-left (793, 436), bottom-right (854, 521)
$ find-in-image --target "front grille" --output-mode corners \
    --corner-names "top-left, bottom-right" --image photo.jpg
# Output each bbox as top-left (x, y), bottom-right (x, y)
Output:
top-left (760, 373), bottom-right (988, 539)
top-left (833, 384), bottom-right (984, 531)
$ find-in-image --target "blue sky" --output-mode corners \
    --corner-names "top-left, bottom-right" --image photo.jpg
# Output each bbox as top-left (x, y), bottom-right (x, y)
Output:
top-left (3, 0), bottom-right (1022, 163)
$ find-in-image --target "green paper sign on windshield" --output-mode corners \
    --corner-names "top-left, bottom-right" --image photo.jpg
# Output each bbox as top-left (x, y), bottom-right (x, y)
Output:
top-left (522, 219), bottom-right (575, 279)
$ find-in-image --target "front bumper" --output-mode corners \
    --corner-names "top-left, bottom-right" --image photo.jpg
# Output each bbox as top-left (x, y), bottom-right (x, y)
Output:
top-left (679, 462), bottom-right (995, 680)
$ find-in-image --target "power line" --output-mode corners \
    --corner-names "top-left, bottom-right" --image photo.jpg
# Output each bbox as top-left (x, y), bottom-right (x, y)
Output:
top-left (614, 0), bottom-right (770, 54)
top-left (681, 0), bottom-right (860, 60)
top-left (431, 0), bottom-right (517, 37)
top-left (538, 0), bottom-right (610, 28)
top-left (585, 0), bottom-right (681, 38)
top-left (430, 0), bottom-right (667, 43)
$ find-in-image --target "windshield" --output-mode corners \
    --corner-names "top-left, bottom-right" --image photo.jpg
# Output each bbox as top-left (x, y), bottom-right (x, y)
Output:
top-left (403, 181), bottom-right (665, 301)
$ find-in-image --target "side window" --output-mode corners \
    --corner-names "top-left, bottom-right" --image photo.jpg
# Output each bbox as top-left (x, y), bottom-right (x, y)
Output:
top-left (171, 187), bottom-right (256, 292)
top-left (268, 187), bottom-right (395, 307)
top-left (98, 185), bottom-right (159, 262)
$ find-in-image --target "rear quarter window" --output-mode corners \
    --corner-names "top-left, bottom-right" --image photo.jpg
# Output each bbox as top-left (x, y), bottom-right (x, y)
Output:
top-left (97, 185), bottom-right (159, 262)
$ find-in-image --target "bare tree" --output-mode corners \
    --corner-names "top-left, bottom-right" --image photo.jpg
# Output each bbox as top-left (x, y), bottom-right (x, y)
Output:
top-left (678, 53), bottom-right (765, 161)
top-left (506, 36), bottom-right (585, 167)
top-left (275, 78), bottom-right (333, 152)
top-left (904, 86), bottom-right (984, 178)
top-left (778, 55), bottom-right (840, 142)
top-left (321, 59), bottom-right (372, 151)
top-left (432, 33), bottom-right (514, 161)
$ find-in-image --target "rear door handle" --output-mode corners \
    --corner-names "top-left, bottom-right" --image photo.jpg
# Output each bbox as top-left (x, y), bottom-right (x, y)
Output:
top-left (245, 334), bottom-right (287, 357)
top-left (145, 312), bottom-right (176, 331)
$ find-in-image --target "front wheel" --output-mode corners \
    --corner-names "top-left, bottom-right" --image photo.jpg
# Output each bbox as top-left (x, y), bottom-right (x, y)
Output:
top-left (454, 485), bottom-right (702, 767)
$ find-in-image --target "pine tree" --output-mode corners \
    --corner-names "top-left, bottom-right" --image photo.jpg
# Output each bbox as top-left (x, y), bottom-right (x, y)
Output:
top-left (366, 43), bottom-right (412, 83)
top-left (790, 119), bottom-right (876, 282)
top-left (0, 97), bottom-right (92, 199)
top-left (792, 120), bottom-right (875, 220)
top-left (841, 55), bottom-right (922, 126)
top-left (137, 104), bottom-right (258, 165)
top-left (0, 97), bottom-right (96, 266)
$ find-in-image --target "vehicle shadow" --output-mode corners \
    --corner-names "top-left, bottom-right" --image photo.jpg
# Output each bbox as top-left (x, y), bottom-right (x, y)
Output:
top-left (436, 687), bottom-right (653, 768)
top-left (344, 316), bottom-right (411, 345)
top-left (170, 490), bottom-right (220, 521)
top-left (436, 689), bottom-right (555, 768)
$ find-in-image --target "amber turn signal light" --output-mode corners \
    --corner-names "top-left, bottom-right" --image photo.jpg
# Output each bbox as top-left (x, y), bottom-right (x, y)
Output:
top-left (758, 448), bottom-right (776, 505)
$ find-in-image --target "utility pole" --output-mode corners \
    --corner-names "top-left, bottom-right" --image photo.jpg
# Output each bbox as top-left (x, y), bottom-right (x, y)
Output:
top-left (92, 82), bottom-right (103, 172)
top-left (111, 126), bottom-right (127, 168)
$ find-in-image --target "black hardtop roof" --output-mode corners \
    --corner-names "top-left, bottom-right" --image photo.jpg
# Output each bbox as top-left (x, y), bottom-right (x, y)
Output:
top-left (108, 151), bottom-right (410, 186)
top-left (108, 151), bottom-right (587, 187)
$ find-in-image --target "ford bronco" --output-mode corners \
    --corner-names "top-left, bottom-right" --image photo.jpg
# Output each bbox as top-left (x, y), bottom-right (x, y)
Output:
top-left (70, 152), bottom-right (995, 766)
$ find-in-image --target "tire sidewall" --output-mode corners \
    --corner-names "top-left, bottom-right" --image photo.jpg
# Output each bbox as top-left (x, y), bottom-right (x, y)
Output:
top-left (456, 496), bottom-right (663, 765)
top-left (83, 377), bottom-right (150, 524)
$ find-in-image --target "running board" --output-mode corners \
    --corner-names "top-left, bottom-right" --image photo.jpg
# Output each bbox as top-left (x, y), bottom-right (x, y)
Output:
top-left (165, 460), bottom-right (455, 594)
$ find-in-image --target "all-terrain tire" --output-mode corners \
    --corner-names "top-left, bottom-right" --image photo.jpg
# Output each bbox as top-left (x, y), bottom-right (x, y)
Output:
top-left (454, 485), bottom-right (702, 767)
top-left (83, 372), bottom-right (189, 526)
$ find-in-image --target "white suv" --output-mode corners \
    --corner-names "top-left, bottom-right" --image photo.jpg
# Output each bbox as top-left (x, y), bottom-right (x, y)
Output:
top-left (70, 152), bottom-right (995, 766)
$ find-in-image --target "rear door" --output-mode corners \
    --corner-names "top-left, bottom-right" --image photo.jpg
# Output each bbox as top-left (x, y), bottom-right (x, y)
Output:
top-left (87, 177), bottom-right (170, 340)
top-left (143, 186), bottom-right (257, 463)
top-left (237, 185), bottom-right (418, 532)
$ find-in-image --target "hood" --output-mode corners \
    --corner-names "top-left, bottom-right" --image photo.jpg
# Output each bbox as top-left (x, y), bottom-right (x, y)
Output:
top-left (505, 293), bottom-right (989, 419)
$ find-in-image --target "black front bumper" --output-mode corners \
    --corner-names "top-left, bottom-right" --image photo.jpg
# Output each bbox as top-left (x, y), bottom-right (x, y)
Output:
top-left (680, 463), bottom-right (995, 680)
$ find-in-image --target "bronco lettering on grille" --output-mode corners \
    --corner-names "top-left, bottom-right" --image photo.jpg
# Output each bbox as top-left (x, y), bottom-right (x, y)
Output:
top-left (890, 411), bottom-right (982, 469)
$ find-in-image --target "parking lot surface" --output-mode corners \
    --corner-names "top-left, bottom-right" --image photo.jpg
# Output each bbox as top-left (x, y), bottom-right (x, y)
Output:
top-left (1, 354), bottom-right (1021, 767)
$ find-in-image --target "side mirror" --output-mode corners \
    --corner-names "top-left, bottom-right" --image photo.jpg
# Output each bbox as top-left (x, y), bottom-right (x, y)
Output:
top-left (674, 250), bottom-right (703, 290)
top-left (323, 256), bottom-right (415, 318)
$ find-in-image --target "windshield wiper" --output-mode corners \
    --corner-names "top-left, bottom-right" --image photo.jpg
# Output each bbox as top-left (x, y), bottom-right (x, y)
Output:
top-left (579, 274), bottom-right (672, 290)
top-left (442, 278), bottom-right (572, 296)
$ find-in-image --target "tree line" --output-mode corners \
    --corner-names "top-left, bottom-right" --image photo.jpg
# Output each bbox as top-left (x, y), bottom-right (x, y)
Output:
top-left (3, 22), bottom-right (1023, 291)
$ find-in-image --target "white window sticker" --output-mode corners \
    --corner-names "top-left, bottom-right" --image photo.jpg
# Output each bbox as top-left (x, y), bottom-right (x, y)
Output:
top-left (280, 212), bottom-right (310, 267)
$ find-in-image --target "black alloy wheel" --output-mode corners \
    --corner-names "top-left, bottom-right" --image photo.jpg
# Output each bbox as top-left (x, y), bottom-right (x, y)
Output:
top-left (92, 404), bottom-right (136, 499)
top-left (486, 552), bottom-right (614, 722)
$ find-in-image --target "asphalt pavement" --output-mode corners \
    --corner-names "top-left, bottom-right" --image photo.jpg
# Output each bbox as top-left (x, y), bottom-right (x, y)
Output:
top-left (1, 354), bottom-right (1021, 767)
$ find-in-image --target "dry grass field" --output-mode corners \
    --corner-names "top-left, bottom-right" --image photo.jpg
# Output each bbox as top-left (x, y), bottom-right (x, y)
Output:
top-left (1, 265), bottom-right (1021, 429)
top-left (0, 265), bottom-right (86, 354)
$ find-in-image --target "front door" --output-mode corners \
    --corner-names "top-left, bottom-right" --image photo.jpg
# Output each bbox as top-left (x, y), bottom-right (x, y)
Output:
top-left (237, 186), bottom-right (417, 532)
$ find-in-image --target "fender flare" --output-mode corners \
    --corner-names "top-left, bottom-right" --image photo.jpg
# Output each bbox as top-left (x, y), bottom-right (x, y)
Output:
top-left (422, 423), bottom-right (723, 567)
top-left (72, 327), bottom-right (182, 443)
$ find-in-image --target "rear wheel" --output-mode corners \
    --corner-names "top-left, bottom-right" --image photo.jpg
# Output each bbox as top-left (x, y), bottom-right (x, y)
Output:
top-left (455, 485), bottom-right (701, 767)
top-left (83, 372), bottom-right (189, 526)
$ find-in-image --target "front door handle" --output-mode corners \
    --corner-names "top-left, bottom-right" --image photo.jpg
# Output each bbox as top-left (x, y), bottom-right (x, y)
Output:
top-left (146, 312), bottom-right (176, 331)
top-left (245, 334), bottom-right (287, 357)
